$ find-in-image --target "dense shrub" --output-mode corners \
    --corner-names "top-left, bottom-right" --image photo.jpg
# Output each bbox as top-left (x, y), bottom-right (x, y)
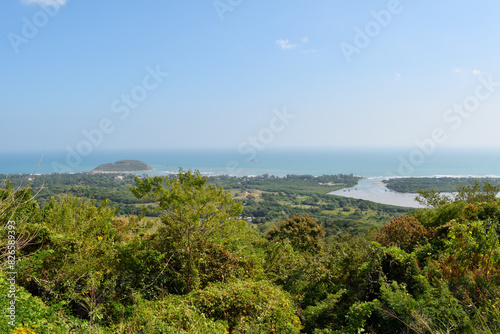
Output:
top-left (266, 214), bottom-right (325, 254)
top-left (189, 280), bottom-right (301, 333)
top-left (113, 295), bottom-right (226, 334)
top-left (375, 215), bottom-right (430, 253)
top-left (0, 273), bottom-right (106, 334)
top-left (4, 176), bottom-right (500, 333)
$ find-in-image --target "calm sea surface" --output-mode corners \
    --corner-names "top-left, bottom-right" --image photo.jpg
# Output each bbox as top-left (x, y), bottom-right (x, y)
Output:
top-left (1, 148), bottom-right (499, 178)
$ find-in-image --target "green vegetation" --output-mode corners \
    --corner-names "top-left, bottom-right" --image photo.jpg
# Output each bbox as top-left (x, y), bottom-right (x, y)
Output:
top-left (130, 170), bottom-right (244, 293)
top-left (0, 173), bottom-right (409, 235)
top-left (210, 174), bottom-right (409, 235)
top-left (3, 171), bottom-right (500, 333)
top-left (415, 179), bottom-right (500, 209)
top-left (384, 177), bottom-right (500, 193)
top-left (91, 160), bottom-right (153, 173)
top-left (266, 214), bottom-right (325, 254)
top-left (0, 173), bottom-right (146, 216)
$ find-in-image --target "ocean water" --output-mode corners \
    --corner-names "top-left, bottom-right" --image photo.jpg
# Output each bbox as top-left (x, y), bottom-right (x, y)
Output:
top-left (1, 147), bottom-right (500, 178)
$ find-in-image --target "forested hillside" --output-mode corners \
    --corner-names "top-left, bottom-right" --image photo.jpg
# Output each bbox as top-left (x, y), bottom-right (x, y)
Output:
top-left (2, 171), bottom-right (500, 333)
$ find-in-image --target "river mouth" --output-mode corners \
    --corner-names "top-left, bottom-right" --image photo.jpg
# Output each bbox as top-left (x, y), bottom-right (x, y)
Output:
top-left (329, 177), bottom-right (425, 208)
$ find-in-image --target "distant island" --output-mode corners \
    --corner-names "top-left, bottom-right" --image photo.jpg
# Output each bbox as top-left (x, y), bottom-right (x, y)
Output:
top-left (91, 160), bottom-right (153, 173)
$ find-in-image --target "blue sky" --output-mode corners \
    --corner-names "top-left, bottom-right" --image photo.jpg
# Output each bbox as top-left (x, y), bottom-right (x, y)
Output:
top-left (2, 0), bottom-right (500, 153)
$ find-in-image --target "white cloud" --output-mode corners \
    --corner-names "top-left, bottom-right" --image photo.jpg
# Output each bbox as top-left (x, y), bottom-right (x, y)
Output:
top-left (276, 37), bottom-right (312, 52)
top-left (472, 69), bottom-right (481, 75)
top-left (452, 67), bottom-right (463, 73)
top-left (394, 72), bottom-right (401, 81)
top-left (22, 0), bottom-right (66, 8)
top-left (275, 39), bottom-right (298, 50)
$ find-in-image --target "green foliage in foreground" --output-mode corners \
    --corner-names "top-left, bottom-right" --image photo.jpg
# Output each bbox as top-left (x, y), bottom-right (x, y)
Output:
top-left (130, 170), bottom-right (244, 293)
top-left (1, 172), bottom-right (409, 235)
top-left (2, 172), bottom-right (500, 333)
top-left (266, 214), bottom-right (325, 254)
top-left (0, 273), bottom-right (104, 334)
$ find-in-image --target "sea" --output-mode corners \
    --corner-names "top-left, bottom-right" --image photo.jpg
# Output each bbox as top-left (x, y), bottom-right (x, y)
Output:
top-left (1, 148), bottom-right (499, 208)
top-left (1, 147), bottom-right (499, 178)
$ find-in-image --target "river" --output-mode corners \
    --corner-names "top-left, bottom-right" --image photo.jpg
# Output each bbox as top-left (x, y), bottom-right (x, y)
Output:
top-left (329, 177), bottom-right (425, 208)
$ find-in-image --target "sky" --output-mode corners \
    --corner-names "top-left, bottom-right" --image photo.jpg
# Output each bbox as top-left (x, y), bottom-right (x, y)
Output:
top-left (2, 0), bottom-right (500, 153)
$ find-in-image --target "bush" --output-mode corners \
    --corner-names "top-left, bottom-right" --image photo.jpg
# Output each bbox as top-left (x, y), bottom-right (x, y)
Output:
top-left (266, 215), bottom-right (325, 254)
top-left (189, 280), bottom-right (302, 333)
top-left (0, 273), bottom-right (106, 334)
top-left (375, 215), bottom-right (430, 253)
top-left (113, 295), bottom-right (226, 334)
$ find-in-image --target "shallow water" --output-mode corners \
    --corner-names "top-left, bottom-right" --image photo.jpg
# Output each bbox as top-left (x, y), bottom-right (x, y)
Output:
top-left (329, 178), bottom-right (425, 208)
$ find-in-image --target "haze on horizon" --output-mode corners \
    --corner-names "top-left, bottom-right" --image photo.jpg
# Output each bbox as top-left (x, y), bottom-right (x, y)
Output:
top-left (2, 0), bottom-right (500, 154)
